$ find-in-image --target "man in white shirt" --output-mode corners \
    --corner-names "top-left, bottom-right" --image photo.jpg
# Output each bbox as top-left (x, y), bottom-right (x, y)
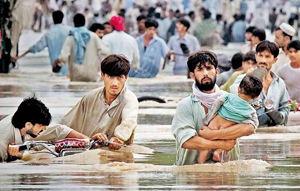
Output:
top-left (102, 16), bottom-right (140, 74)
top-left (278, 40), bottom-right (300, 102)
top-left (272, 23), bottom-right (296, 75)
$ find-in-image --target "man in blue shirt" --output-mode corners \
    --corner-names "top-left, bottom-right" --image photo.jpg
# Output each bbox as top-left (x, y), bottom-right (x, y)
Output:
top-left (14, 11), bottom-right (72, 76)
top-left (129, 19), bottom-right (169, 78)
top-left (167, 18), bottom-right (200, 75)
top-left (230, 41), bottom-right (290, 126)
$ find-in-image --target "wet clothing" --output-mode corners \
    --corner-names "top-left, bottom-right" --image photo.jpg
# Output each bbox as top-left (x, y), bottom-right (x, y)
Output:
top-left (60, 87), bottom-right (138, 145)
top-left (29, 23), bottom-right (72, 76)
top-left (206, 94), bottom-right (258, 128)
top-left (168, 33), bottom-right (200, 75)
top-left (59, 31), bottom-right (109, 82)
top-left (0, 115), bottom-right (72, 162)
top-left (69, 26), bottom-right (90, 65)
top-left (171, 94), bottom-right (241, 166)
top-left (230, 72), bottom-right (290, 126)
top-left (130, 34), bottom-right (169, 78)
top-left (277, 62), bottom-right (300, 102)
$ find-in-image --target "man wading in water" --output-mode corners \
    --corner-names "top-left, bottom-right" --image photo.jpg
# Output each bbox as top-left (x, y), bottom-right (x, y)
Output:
top-left (171, 50), bottom-right (256, 165)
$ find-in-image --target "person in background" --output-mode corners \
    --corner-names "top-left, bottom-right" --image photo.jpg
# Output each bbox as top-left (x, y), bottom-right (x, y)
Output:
top-left (216, 52), bottom-right (243, 86)
top-left (272, 23), bottom-right (295, 75)
top-left (250, 28), bottom-right (266, 50)
top-left (102, 15), bottom-right (140, 74)
top-left (241, 26), bottom-right (257, 54)
top-left (53, 14), bottom-right (110, 82)
top-left (130, 19), bottom-right (169, 78)
top-left (103, 22), bottom-right (114, 35)
top-left (232, 14), bottom-right (247, 42)
top-left (14, 11), bottom-right (72, 76)
top-left (89, 23), bottom-right (105, 39)
top-left (167, 18), bottom-right (200, 75)
top-left (221, 51), bottom-right (257, 92)
top-left (278, 40), bottom-right (300, 102)
top-left (230, 41), bottom-right (290, 127)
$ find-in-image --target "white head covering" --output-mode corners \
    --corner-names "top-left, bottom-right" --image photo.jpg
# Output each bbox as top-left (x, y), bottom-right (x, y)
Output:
top-left (279, 23), bottom-right (296, 36)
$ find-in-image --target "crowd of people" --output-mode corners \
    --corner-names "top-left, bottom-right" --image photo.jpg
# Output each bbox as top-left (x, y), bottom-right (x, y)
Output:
top-left (0, 0), bottom-right (300, 165)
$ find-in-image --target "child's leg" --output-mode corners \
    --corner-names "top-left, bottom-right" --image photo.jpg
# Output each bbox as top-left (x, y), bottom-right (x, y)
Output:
top-left (213, 149), bottom-right (222, 162)
top-left (198, 149), bottom-right (209, 164)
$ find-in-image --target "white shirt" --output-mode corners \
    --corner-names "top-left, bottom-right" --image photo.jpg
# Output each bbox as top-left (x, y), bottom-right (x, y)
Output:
top-left (272, 48), bottom-right (290, 75)
top-left (102, 31), bottom-right (140, 69)
top-left (277, 62), bottom-right (300, 102)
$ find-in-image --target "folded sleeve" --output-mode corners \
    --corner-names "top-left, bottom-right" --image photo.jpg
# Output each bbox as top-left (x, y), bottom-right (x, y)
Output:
top-left (114, 92), bottom-right (139, 142)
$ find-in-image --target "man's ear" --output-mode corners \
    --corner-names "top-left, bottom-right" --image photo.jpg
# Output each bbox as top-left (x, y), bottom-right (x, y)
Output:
top-left (189, 72), bottom-right (195, 80)
top-left (125, 74), bottom-right (128, 80)
top-left (101, 72), bottom-right (104, 78)
top-left (24, 122), bottom-right (33, 130)
top-left (216, 68), bottom-right (220, 76)
top-left (272, 57), bottom-right (278, 65)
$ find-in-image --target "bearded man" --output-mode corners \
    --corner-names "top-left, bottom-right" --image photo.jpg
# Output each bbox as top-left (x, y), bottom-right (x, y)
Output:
top-left (171, 50), bottom-right (255, 165)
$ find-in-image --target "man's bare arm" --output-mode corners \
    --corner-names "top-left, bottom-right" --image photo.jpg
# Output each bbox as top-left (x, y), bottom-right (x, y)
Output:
top-left (182, 135), bottom-right (236, 151)
top-left (199, 123), bottom-right (254, 141)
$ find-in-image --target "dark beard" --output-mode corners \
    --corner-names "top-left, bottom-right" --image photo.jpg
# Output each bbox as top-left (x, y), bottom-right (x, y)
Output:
top-left (196, 76), bottom-right (216, 91)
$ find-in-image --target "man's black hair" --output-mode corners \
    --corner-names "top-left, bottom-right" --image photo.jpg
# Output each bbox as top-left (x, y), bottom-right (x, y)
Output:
top-left (243, 51), bottom-right (256, 63)
top-left (187, 50), bottom-right (218, 72)
top-left (203, 9), bottom-right (211, 20)
top-left (137, 15), bottom-right (147, 22)
top-left (287, 40), bottom-right (300, 51)
top-left (12, 96), bottom-right (52, 129)
top-left (188, 11), bottom-right (195, 17)
top-left (256, 40), bottom-right (279, 58)
top-left (238, 14), bottom-right (246, 21)
top-left (231, 52), bottom-right (243, 69)
top-left (103, 22), bottom-right (111, 26)
top-left (177, 18), bottom-right (190, 30)
top-left (89, 23), bottom-right (105, 32)
top-left (145, 19), bottom-right (159, 28)
top-left (275, 27), bottom-right (293, 40)
top-left (101, 54), bottom-right (131, 76)
top-left (246, 26), bottom-right (256, 33)
top-left (216, 14), bottom-right (222, 21)
top-left (239, 75), bottom-right (263, 99)
top-left (52, 10), bottom-right (64, 24)
top-left (73, 13), bottom-right (85, 27)
top-left (252, 29), bottom-right (266, 41)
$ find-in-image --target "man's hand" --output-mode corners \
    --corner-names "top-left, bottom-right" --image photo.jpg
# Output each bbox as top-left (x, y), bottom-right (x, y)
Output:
top-left (108, 137), bottom-right (124, 150)
top-left (218, 139), bottom-right (236, 151)
top-left (199, 126), bottom-right (216, 140)
top-left (7, 142), bottom-right (22, 158)
top-left (91, 133), bottom-right (108, 148)
top-left (267, 110), bottom-right (284, 126)
top-left (52, 59), bottom-right (62, 73)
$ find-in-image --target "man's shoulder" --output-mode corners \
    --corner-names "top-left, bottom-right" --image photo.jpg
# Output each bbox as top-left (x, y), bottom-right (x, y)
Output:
top-left (123, 88), bottom-right (138, 103)
top-left (84, 87), bottom-right (104, 99)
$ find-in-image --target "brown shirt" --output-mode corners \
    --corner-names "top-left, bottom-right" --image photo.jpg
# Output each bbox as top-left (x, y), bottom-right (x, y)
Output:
top-left (60, 87), bottom-right (139, 145)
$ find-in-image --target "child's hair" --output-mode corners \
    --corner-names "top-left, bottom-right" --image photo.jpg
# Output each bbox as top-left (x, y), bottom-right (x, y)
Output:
top-left (12, 96), bottom-right (52, 129)
top-left (239, 75), bottom-right (263, 99)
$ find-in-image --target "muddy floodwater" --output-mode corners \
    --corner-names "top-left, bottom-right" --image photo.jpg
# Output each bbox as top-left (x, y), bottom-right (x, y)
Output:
top-left (1, 31), bottom-right (300, 190)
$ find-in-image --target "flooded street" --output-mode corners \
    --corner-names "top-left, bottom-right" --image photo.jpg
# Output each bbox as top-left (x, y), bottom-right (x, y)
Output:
top-left (1, 31), bottom-right (300, 190)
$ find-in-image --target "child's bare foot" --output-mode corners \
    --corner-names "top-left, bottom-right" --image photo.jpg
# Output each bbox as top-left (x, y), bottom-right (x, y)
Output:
top-left (213, 150), bottom-right (221, 162)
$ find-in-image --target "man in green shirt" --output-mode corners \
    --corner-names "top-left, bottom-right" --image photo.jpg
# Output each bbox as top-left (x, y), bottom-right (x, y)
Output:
top-left (171, 50), bottom-right (255, 165)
